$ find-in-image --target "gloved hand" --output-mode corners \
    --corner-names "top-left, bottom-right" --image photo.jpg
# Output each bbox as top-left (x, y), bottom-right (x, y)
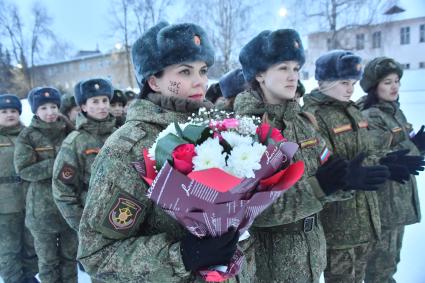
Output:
top-left (180, 228), bottom-right (239, 272)
top-left (316, 155), bottom-right (348, 195)
top-left (380, 149), bottom-right (425, 176)
top-left (345, 152), bottom-right (390, 191)
top-left (411, 125), bottom-right (425, 151)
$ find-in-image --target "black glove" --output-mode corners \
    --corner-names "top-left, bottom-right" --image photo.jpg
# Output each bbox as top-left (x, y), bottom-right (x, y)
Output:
top-left (411, 125), bottom-right (425, 151)
top-left (345, 152), bottom-right (390, 191)
top-left (316, 155), bottom-right (348, 195)
top-left (380, 149), bottom-right (425, 176)
top-left (180, 228), bottom-right (239, 272)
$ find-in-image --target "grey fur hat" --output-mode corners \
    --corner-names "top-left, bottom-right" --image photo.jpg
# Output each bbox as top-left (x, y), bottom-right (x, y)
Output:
top-left (315, 50), bottom-right (362, 81)
top-left (60, 93), bottom-right (77, 115)
top-left (360, 57), bottom-right (403, 92)
top-left (239, 29), bottom-right (305, 82)
top-left (0, 94), bottom-right (22, 114)
top-left (131, 21), bottom-right (215, 86)
top-left (219, 68), bottom-right (247, 98)
top-left (76, 78), bottom-right (113, 106)
top-left (28, 87), bottom-right (61, 113)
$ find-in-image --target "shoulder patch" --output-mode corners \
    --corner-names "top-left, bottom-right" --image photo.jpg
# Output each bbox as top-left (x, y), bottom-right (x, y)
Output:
top-left (63, 131), bottom-right (81, 145)
top-left (58, 162), bottom-right (77, 184)
top-left (299, 137), bottom-right (319, 149)
top-left (319, 146), bottom-right (331, 165)
top-left (332, 124), bottom-right (353, 134)
top-left (101, 191), bottom-right (145, 237)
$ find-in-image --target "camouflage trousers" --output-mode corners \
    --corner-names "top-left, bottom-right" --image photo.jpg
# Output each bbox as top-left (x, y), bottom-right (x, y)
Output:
top-left (30, 228), bottom-right (78, 283)
top-left (0, 212), bottom-right (38, 283)
top-left (324, 241), bottom-right (375, 283)
top-left (251, 220), bottom-right (326, 283)
top-left (364, 226), bottom-right (405, 283)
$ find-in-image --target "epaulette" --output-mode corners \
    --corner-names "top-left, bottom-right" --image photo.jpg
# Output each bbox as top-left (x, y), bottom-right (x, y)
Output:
top-left (299, 111), bottom-right (319, 130)
top-left (62, 131), bottom-right (81, 145)
top-left (114, 121), bottom-right (147, 153)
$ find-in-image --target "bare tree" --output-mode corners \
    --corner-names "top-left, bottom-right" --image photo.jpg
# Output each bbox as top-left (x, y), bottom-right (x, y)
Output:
top-left (132, 0), bottom-right (171, 35)
top-left (183, 0), bottom-right (254, 74)
top-left (286, 0), bottom-right (385, 49)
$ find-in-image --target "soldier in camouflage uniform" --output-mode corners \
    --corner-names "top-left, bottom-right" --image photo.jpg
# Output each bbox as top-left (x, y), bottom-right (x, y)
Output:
top-left (302, 51), bottom-right (424, 283)
top-left (123, 90), bottom-right (137, 114)
top-left (59, 91), bottom-right (80, 126)
top-left (14, 87), bottom-right (78, 283)
top-left (78, 22), bottom-right (248, 282)
top-left (358, 57), bottom-right (423, 283)
top-left (234, 29), bottom-right (388, 283)
top-left (110, 89), bottom-right (127, 128)
top-left (0, 94), bottom-right (38, 283)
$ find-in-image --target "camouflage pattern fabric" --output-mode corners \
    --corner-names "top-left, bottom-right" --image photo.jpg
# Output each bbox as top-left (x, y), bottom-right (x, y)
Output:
top-left (53, 113), bottom-right (116, 231)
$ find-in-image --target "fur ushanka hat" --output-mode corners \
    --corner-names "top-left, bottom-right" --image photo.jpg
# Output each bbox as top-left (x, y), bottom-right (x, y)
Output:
top-left (28, 87), bottom-right (61, 113)
top-left (131, 21), bottom-right (215, 86)
top-left (76, 78), bottom-right (113, 106)
top-left (111, 89), bottom-right (128, 105)
top-left (60, 93), bottom-right (77, 115)
top-left (360, 57), bottom-right (403, 92)
top-left (315, 50), bottom-right (362, 82)
top-left (0, 94), bottom-right (22, 114)
top-left (239, 29), bottom-right (305, 82)
top-left (219, 68), bottom-right (247, 98)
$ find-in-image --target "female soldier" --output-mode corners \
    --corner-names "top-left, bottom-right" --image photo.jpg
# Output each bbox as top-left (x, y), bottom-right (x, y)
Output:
top-left (77, 22), bottom-right (243, 282)
top-left (52, 78), bottom-right (116, 232)
top-left (0, 94), bottom-right (38, 283)
top-left (234, 29), bottom-right (389, 282)
top-left (110, 88), bottom-right (127, 127)
top-left (14, 87), bottom-right (78, 283)
top-left (59, 92), bottom-right (80, 126)
top-left (302, 51), bottom-right (424, 283)
top-left (359, 57), bottom-right (423, 283)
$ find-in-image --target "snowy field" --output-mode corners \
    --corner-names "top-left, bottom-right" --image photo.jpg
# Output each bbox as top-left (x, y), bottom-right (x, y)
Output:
top-left (1, 70), bottom-right (424, 283)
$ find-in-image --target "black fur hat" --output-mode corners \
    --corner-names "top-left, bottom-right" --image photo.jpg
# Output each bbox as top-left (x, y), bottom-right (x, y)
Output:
top-left (0, 94), bottom-right (22, 114)
top-left (360, 57), bottom-right (403, 92)
top-left (315, 50), bottom-right (362, 81)
top-left (219, 68), bottom-right (247, 98)
top-left (111, 89), bottom-right (128, 105)
top-left (76, 78), bottom-right (113, 106)
top-left (131, 21), bottom-right (215, 86)
top-left (28, 87), bottom-right (61, 113)
top-left (124, 90), bottom-right (137, 101)
top-left (239, 29), bottom-right (305, 82)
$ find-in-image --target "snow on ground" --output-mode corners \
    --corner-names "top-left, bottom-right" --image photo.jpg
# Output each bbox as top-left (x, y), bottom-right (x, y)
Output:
top-left (2, 70), bottom-right (424, 283)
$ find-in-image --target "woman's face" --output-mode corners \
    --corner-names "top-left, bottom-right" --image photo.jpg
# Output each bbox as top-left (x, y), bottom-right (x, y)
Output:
top-left (0, 108), bottom-right (20, 127)
top-left (376, 73), bottom-right (400, 102)
top-left (110, 102), bottom-right (124, 117)
top-left (67, 106), bottom-right (81, 123)
top-left (36, 103), bottom-right (59, 123)
top-left (81, 96), bottom-right (110, 120)
top-left (321, 79), bottom-right (357, 102)
top-left (148, 61), bottom-right (209, 101)
top-left (256, 61), bottom-right (300, 104)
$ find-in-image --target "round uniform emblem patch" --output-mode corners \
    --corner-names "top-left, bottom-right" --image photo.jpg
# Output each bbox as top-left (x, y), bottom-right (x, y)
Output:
top-left (194, 35), bottom-right (201, 46)
top-left (44, 92), bottom-right (50, 97)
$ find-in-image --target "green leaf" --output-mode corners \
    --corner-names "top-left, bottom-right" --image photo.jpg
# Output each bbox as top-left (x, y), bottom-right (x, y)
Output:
top-left (174, 122), bottom-right (184, 138)
top-left (155, 133), bottom-right (187, 170)
top-left (182, 124), bottom-right (211, 144)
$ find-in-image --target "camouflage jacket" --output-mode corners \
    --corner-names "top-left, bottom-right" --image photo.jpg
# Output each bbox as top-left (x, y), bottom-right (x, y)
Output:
top-left (14, 116), bottom-right (71, 233)
top-left (52, 113), bottom-right (116, 231)
top-left (360, 99), bottom-right (421, 228)
top-left (302, 89), bottom-right (381, 248)
top-left (0, 123), bottom-right (28, 214)
top-left (77, 95), bottom-right (250, 282)
top-left (234, 90), bottom-right (350, 227)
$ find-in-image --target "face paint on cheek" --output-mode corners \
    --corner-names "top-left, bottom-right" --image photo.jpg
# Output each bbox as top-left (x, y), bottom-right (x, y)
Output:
top-left (168, 81), bottom-right (181, 95)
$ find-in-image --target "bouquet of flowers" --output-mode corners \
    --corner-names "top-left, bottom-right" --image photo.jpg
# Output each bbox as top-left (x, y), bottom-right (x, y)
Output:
top-left (132, 109), bottom-right (305, 282)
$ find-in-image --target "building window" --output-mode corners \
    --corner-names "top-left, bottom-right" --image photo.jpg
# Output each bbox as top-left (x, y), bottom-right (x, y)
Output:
top-left (401, 63), bottom-right (410, 69)
top-left (419, 62), bottom-right (425, 69)
top-left (372, 31), bottom-right (381, 48)
top-left (400, 27), bottom-right (410, 44)
top-left (356, 34), bottom-right (365, 50)
top-left (420, 24), bottom-right (425, 43)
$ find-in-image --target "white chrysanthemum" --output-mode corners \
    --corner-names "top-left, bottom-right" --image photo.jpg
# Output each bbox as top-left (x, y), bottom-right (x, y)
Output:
top-left (237, 117), bottom-right (258, 136)
top-left (252, 142), bottom-right (267, 157)
top-left (226, 143), bottom-right (264, 178)
top-left (193, 138), bottom-right (227, 171)
top-left (148, 123), bottom-right (189, 160)
top-left (221, 131), bottom-right (253, 148)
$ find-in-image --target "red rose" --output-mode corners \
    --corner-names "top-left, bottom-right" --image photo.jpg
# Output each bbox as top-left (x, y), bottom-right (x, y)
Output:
top-left (172, 144), bottom-right (196, 174)
top-left (256, 123), bottom-right (286, 144)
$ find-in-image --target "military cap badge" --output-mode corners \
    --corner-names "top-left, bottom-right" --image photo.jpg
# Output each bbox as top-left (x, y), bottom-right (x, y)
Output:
top-left (94, 83), bottom-right (100, 90)
top-left (44, 92), bottom-right (50, 97)
top-left (194, 35), bottom-right (201, 46)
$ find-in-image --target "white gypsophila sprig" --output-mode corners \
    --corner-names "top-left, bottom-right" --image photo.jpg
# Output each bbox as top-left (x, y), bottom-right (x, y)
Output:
top-left (237, 116), bottom-right (260, 136)
top-left (221, 131), bottom-right (253, 148)
top-left (225, 142), bottom-right (266, 178)
top-left (148, 123), bottom-right (189, 160)
top-left (193, 137), bottom-right (227, 171)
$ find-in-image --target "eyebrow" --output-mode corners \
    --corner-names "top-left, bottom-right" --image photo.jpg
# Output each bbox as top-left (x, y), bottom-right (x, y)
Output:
top-left (178, 64), bottom-right (208, 69)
